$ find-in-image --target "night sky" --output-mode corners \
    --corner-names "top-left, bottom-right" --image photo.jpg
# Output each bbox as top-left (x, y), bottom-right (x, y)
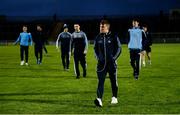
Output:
top-left (0, 0), bottom-right (180, 16)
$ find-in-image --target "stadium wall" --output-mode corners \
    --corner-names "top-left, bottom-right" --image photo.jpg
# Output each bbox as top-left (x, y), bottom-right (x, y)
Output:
top-left (0, 15), bottom-right (180, 44)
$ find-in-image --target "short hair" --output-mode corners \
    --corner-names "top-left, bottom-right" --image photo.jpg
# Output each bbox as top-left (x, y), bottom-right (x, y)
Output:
top-left (37, 24), bottom-right (41, 27)
top-left (132, 19), bottom-right (140, 23)
top-left (63, 24), bottom-right (68, 29)
top-left (23, 25), bottom-right (27, 27)
top-left (74, 23), bottom-right (80, 26)
top-left (100, 19), bottom-right (110, 25)
top-left (37, 24), bottom-right (43, 28)
top-left (142, 24), bottom-right (148, 28)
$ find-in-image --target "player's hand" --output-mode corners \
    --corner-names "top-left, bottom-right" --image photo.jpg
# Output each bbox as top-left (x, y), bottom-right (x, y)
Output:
top-left (71, 49), bottom-right (74, 56)
top-left (71, 51), bottom-right (74, 56)
top-left (56, 47), bottom-right (60, 52)
top-left (13, 42), bottom-right (17, 45)
top-left (84, 50), bottom-right (87, 54)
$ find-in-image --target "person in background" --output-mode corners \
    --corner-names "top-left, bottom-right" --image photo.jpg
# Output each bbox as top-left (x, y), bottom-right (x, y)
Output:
top-left (14, 25), bottom-right (32, 66)
top-left (141, 25), bottom-right (152, 66)
top-left (71, 23), bottom-right (88, 79)
top-left (33, 25), bottom-right (45, 65)
top-left (56, 24), bottom-right (72, 70)
top-left (128, 19), bottom-right (143, 80)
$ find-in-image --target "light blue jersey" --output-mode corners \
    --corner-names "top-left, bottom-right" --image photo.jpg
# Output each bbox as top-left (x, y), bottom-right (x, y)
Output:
top-left (128, 27), bottom-right (143, 49)
top-left (15, 32), bottom-right (32, 46)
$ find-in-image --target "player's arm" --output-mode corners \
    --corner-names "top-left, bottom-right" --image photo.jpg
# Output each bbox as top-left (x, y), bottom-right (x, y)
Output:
top-left (127, 29), bottom-right (130, 44)
top-left (14, 34), bottom-right (21, 45)
top-left (69, 33), bottom-right (72, 55)
top-left (113, 36), bottom-right (121, 60)
top-left (56, 33), bottom-right (61, 49)
top-left (71, 34), bottom-right (75, 55)
top-left (29, 33), bottom-right (33, 46)
top-left (94, 37), bottom-right (99, 60)
top-left (83, 33), bottom-right (88, 54)
top-left (141, 30), bottom-right (146, 48)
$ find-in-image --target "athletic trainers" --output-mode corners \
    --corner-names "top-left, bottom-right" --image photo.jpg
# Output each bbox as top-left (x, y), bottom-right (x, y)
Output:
top-left (36, 60), bottom-right (39, 64)
top-left (83, 70), bottom-right (86, 77)
top-left (65, 68), bottom-right (70, 71)
top-left (134, 74), bottom-right (138, 80)
top-left (148, 60), bottom-right (152, 65)
top-left (94, 98), bottom-right (102, 107)
top-left (25, 63), bottom-right (28, 66)
top-left (142, 61), bottom-right (146, 67)
top-left (111, 97), bottom-right (118, 104)
top-left (37, 59), bottom-right (42, 65)
top-left (20, 61), bottom-right (24, 65)
top-left (83, 72), bottom-right (86, 77)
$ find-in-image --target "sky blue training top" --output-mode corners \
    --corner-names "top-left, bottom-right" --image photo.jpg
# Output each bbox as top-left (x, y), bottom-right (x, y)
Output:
top-left (128, 27), bottom-right (143, 49)
top-left (15, 32), bottom-right (32, 46)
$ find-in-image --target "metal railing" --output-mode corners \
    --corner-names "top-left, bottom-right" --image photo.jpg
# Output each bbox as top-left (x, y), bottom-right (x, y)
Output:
top-left (151, 32), bottom-right (180, 43)
top-left (1, 32), bottom-right (180, 46)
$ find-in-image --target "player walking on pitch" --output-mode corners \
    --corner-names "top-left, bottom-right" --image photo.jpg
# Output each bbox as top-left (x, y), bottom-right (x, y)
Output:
top-left (56, 24), bottom-right (72, 71)
top-left (94, 20), bottom-right (121, 107)
top-left (71, 23), bottom-right (88, 79)
top-left (33, 25), bottom-right (45, 65)
top-left (14, 25), bottom-right (32, 66)
top-left (128, 19), bottom-right (143, 80)
top-left (141, 25), bottom-right (152, 66)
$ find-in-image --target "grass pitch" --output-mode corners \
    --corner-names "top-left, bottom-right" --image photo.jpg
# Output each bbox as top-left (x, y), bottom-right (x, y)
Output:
top-left (0, 44), bottom-right (180, 114)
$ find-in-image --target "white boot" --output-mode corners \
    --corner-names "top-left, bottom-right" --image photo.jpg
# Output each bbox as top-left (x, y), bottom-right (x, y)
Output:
top-left (20, 61), bottom-right (24, 65)
top-left (142, 61), bottom-right (146, 67)
top-left (148, 60), bottom-right (152, 65)
top-left (94, 98), bottom-right (103, 107)
top-left (111, 97), bottom-right (118, 104)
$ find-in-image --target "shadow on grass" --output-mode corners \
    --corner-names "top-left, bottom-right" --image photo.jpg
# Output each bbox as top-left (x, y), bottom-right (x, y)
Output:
top-left (0, 98), bottom-right (95, 107)
top-left (0, 67), bottom-right (62, 71)
top-left (0, 92), bottom-right (97, 108)
top-left (0, 74), bottom-right (99, 79)
top-left (0, 75), bottom-right (75, 79)
top-left (0, 90), bottom-right (95, 96)
top-left (143, 75), bottom-right (180, 79)
top-left (0, 98), bottom-right (179, 108)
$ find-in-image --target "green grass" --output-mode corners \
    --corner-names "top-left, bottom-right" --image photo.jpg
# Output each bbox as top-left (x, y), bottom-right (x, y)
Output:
top-left (0, 44), bottom-right (180, 114)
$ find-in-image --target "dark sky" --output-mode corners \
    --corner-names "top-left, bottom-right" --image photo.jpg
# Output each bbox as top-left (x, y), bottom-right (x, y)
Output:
top-left (0, 0), bottom-right (180, 16)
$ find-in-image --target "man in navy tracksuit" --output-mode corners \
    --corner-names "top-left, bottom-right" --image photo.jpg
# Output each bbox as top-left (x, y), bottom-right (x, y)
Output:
top-left (56, 24), bottom-right (72, 70)
top-left (94, 20), bottom-right (121, 107)
top-left (72, 23), bottom-right (88, 79)
top-left (33, 25), bottom-right (45, 65)
top-left (128, 19), bottom-right (143, 80)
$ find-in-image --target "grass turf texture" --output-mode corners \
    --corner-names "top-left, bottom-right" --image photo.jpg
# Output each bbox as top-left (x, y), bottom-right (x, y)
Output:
top-left (0, 44), bottom-right (179, 114)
